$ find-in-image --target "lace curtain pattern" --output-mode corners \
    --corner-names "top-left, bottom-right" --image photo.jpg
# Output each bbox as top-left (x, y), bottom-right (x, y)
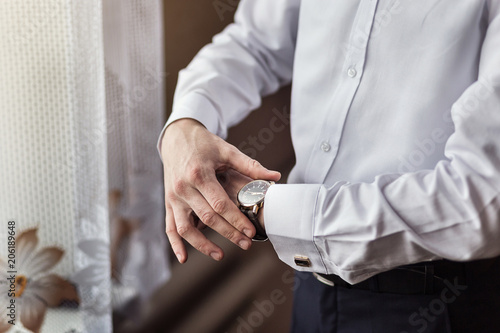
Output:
top-left (0, 1), bottom-right (168, 332)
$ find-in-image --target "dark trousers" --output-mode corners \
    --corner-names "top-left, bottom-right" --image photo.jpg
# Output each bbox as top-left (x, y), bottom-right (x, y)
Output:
top-left (291, 258), bottom-right (500, 333)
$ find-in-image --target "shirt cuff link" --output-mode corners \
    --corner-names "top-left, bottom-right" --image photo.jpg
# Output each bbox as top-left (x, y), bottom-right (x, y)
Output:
top-left (294, 255), bottom-right (311, 268)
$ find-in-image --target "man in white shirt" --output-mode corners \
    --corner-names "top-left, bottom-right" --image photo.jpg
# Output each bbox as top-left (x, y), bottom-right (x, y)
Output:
top-left (159, 0), bottom-right (500, 331)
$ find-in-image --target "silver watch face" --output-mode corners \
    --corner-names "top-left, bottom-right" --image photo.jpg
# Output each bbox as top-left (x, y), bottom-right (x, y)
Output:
top-left (238, 180), bottom-right (272, 206)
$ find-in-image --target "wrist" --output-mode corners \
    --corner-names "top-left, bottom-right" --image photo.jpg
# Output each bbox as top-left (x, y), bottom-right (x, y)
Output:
top-left (257, 205), bottom-right (265, 231)
top-left (164, 118), bottom-right (205, 137)
top-left (161, 118), bottom-right (206, 156)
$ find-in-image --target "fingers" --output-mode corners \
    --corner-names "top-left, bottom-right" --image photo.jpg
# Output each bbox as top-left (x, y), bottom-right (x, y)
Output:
top-left (165, 205), bottom-right (187, 263)
top-left (223, 146), bottom-right (281, 181)
top-left (190, 179), bottom-right (255, 245)
top-left (218, 168), bottom-right (254, 198)
top-left (171, 202), bottom-right (225, 262)
top-left (165, 177), bottom-right (254, 263)
top-left (184, 162), bottom-right (257, 239)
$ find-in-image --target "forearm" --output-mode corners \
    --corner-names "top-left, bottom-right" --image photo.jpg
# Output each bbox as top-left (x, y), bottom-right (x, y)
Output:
top-left (157, 1), bottom-right (299, 159)
top-left (169, 0), bottom-right (298, 137)
top-left (265, 76), bottom-right (500, 284)
top-left (265, 164), bottom-right (500, 285)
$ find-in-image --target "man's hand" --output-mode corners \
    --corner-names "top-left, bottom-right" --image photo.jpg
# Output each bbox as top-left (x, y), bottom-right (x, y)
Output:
top-left (216, 169), bottom-right (253, 205)
top-left (161, 118), bottom-right (280, 263)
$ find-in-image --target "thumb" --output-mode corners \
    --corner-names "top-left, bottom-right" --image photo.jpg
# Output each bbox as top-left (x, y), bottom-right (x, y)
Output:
top-left (223, 146), bottom-right (281, 181)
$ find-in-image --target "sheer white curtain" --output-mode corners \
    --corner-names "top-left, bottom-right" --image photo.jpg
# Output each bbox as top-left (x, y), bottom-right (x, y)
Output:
top-left (0, 1), bottom-right (168, 332)
top-left (102, 0), bottom-right (170, 318)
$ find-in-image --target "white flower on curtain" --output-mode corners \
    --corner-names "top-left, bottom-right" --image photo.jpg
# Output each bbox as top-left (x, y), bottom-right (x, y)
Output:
top-left (72, 238), bottom-right (111, 316)
top-left (0, 228), bottom-right (79, 333)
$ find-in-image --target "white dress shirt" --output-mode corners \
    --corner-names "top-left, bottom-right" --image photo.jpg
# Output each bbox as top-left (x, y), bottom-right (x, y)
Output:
top-left (159, 0), bottom-right (500, 283)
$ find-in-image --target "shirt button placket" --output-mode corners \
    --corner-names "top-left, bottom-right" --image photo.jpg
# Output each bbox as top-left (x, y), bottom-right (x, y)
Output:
top-left (308, 1), bottom-right (378, 184)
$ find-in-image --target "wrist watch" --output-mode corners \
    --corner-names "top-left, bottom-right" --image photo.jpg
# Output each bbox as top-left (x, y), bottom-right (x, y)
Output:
top-left (237, 180), bottom-right (274, 241)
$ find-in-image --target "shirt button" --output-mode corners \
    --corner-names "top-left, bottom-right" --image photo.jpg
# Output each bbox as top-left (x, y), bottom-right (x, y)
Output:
top-left (347, 67), bottom-right (357, 78)
top-left (321, 141), bottom-right (331, 152)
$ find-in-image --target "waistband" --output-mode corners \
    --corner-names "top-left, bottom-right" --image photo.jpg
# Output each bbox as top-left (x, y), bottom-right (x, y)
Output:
top-left (314, 257), bottom-right (499, 295)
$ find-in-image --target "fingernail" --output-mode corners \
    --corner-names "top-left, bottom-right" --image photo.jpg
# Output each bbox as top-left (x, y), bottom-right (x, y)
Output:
top-left (243, 228), bottom-right (253, 238)
top-left (175, 253), bottom-right (183, 263)
top-left (210, 252), bottom-right (222, 261)
top-left (239, 239), bottom-right (250, 250)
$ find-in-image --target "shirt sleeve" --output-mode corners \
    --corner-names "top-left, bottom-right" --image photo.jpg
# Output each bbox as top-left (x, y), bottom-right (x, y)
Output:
top-left (266, 2), bottom-right (500, 285)
top-left (156, 0), bottom-right (300, 157)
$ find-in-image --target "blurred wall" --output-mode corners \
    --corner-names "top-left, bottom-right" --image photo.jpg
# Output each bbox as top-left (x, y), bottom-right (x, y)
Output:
top-left (117, 1), bottom-right (297, 333)
top-left (165, 1), bottom-right (295, 173)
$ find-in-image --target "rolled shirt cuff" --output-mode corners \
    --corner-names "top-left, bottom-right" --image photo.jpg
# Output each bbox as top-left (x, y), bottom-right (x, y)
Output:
top-left (264, 183), bottom-right (329, 274)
